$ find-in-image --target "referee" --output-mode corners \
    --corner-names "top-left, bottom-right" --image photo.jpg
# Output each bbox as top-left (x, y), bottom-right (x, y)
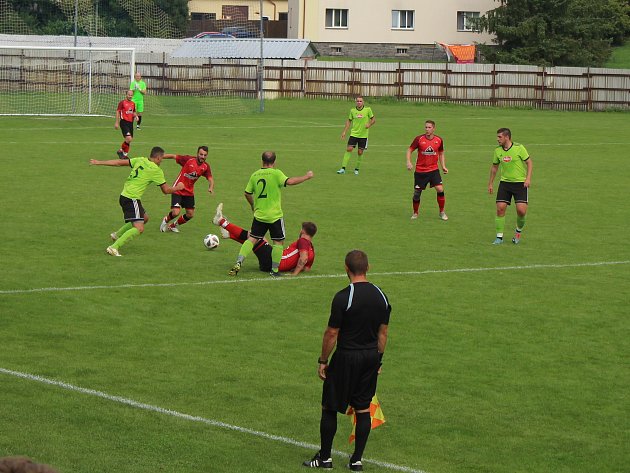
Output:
top-left (303, 250), bottom-right (391, 471)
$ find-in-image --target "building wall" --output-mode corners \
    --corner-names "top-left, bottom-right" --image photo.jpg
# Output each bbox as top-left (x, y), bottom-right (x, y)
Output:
top-left (288, 0), bottom-right (495, 45)
top-left (188, 0), bottom-right (289, 21)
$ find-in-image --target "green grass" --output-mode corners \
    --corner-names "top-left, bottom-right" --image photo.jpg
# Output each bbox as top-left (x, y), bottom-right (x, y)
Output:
top-left (605, 41), bottom-right (630, 69)
top-left (0, 99), bottom-right (628, 473)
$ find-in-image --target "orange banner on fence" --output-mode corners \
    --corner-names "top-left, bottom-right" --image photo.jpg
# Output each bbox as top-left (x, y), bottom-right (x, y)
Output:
top-left (436, 42), bottom-right (476, 64)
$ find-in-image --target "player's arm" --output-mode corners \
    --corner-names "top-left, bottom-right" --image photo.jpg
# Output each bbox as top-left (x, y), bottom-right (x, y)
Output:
top-left (291, 250), bottom-right (309, 276)
top-left (161, 154), bottom-right (177, 160)
top-left (488, 163), bottom-right (499, 194)
top-left (439, 150), bottom-right (448, 174)
top-left (524, 157), bottom-right (533, 188)
top-left (244, 192), bottom-right (254, 211)
top-left (159, 182), bottom-right (184, 194)
top-left (90, 159), bottom-right (130, 167)
top-left (318, 326), bottom-right (339, 380)
top-left (406, 147), bottom-right (415, 171)
top-left (365, 115), bottom-right (376, 129)
top-left (207, 175), bottom-right (214, 194)
top-left (377, 323), bottom-right (388, 374)
top-left (341, 119), bottom-right (351, 139)
top-left (286, 171), bottom-right (314, 186)
top-left (114, 109), bottom-right (120, 129)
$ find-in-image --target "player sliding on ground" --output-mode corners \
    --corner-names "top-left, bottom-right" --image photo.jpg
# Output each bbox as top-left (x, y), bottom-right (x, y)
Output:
top-left (213, 203), bottom-right (316, 276)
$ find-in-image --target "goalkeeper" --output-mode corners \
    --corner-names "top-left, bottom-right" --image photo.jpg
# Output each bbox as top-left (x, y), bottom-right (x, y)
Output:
top-left (130, 72), bottom-right (147, 129)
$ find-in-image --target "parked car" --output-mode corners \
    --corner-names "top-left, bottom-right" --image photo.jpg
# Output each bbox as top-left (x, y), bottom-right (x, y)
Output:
top-left (221, 26), bottom-right (258, 38)
top-left (192, 31), bottom-right (235, 39)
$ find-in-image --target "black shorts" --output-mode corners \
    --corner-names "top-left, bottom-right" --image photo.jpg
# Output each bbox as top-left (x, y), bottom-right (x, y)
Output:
top-left (250, 217), bottom-right (285, 241)
top-left (347, 136), bottom-right (368, 150)
top-left (496, 181), bottom-right (528, 205)
top-left (254, 243), bottom-right (273, 272)
top-left (119, 195), bottom-right (145, 222)
top-left (120, 120), bottom-right (134, 138)
top-left (171, 194), bottom-right (195, 209)
top-left (322, 349), bottom-right (380, 413)
top-left (414, 169), bottom-right (442, 190)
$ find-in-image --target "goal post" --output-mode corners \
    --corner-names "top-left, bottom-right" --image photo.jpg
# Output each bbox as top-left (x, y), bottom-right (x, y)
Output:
top-left (0, 45), bottom-right (135, 116)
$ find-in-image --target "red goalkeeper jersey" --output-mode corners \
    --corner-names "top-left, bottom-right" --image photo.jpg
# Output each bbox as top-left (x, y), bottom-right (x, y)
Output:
top-left (409, 134), bottom-right (444, 173)
top-left (172, 155), bottom-right (212, 196)
top-left (279, 237), bottom-right (315, 272)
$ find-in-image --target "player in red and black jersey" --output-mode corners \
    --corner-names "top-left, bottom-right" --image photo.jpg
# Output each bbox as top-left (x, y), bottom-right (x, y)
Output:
top-left (213, 203), bottom-right (316, 276)
top-left (160, 146), bottom-right (214, 233)
top-left (114, 90), bottom-right (137, 159)
top-left (405, 120), bottom-right (449, 221)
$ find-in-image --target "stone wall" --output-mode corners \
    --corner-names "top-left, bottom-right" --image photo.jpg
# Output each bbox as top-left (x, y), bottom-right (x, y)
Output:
top-left (313, 42), bottom-right (448, 61)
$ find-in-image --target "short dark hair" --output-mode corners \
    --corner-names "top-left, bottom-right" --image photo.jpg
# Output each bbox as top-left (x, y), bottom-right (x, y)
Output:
top-left (150, 146), bottom-right (164, 158)
top-left (197, 146), bottom-right (208, 153)
top-left (301, 221), bottom-right (317, 237)
top-left (262, 151), bottom-right (276, 164)
top-left (497, 128), bottom-right (511, 139)
top-left (425, 120), bottom-right (435, 127)
top-left (345, 249), bottom-right (368, 275)
top-left (0, 457), bottom-right (59, 473)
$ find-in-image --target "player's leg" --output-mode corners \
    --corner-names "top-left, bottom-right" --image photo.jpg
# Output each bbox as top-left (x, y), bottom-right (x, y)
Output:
top-left (354, 140), bottom-right (367, 175)
top-left (136, 111), bottom-right (142, 129)
top-left (494, 202), bottom-right (508, 244)
top-left (107, 197), bottom-right (145, 256)
top-left (434, 178), bottom-right (448, 220)
top-left (338, 139), bottom-right (357, 174)
top-left (513, 202), bottom-right (528, 244)
top-left (268, 219), bottom-right (286, 276)
top-left (162, 197), bottom-right (182, 232)
top-left (411, 173), bottom-right (426, 219)
top-left (229, 220), bottom-right (265, 275)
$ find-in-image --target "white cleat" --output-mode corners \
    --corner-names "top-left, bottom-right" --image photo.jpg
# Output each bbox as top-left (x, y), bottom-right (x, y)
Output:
top-left (160, 218), bottom-right (168, 232)
top-left (336, 168), bottom-right (345, 174)
top-left (168, 225), bottom-right (180, 233)
top-left (213, 203), bottom-right (224, 225)
top-left (106, 246), bottom-right (121, 257)
top-left (110, 232), bottom-right (118, 241)
top-left (411, 213), bottom-right (418, 220)
top-left (439, 212), bottom-right (449, 221)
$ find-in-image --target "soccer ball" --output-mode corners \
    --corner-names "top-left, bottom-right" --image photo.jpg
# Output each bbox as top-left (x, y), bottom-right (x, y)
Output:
top-left (203, 233), bottom-right (220, 250)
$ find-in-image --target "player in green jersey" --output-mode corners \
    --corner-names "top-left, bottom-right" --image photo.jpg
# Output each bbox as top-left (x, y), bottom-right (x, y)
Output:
top-left (90, 146), bottom-right (184, 256)
top-left (488, 128), bottom-right (533, 245)
top-left (130, 72), bottom-right (147, 129)
top-left (228, 150), bottom-right (314, 277)
top-left (337, 96), bottom-right (375, 175)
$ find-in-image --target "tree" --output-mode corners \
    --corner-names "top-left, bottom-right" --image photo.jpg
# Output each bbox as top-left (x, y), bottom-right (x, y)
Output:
top-left (474, 0), bottom-right (630, 67)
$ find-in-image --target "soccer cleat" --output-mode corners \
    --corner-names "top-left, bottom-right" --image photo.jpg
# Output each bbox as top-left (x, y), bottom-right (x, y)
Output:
top-left (213, 203), bottom-right (224, 225)
top-left (228, 262), bottom-right (241, 276)
top-left (116, 149), bottom-right (125, 159)
top-left (110, 232), bottom-right (118, 241)
top-left (354, 169), bottom-right (359, 175)
top-left (348, 460), bottom-right (364, 471)
top-left (512, 232), bottom-right (521, 244)
top-left (219, 227), bottom-right (230, 239)
top-left (493, 237), bottom-right (503, 245)
top-left (160, 217), bottom-right (168, 233)
top-left (336, 168), bottom-right (345, 174)
top-left (411, 213), bottom-right (418, 220)
top-left (439, 211), bottom-right (449, 221)
top-left (136, 125), bottom-right (141, 130)
top-left (106, 246), bottom-right (121, 257)
top-left (168, 224), bottom-right (180, 233)
top-left (303, 452), bottom-right (332, 469)
top-left (269, 270), bottom-right (282, 278)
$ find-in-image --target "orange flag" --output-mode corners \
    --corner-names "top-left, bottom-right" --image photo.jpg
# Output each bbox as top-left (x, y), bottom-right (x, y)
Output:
top-left (346, 395), bottom-right (386, 444)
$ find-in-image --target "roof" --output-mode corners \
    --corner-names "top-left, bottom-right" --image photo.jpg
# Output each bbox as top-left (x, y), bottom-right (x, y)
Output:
top-left (171, 39), bottom-right (318, 60)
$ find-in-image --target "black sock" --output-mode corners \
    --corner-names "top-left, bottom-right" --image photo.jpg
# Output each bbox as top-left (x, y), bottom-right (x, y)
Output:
top-left (137, 116), bottom-right (142, 126)
top-left (319, 409), bottom-right (337, 459)
top-left (351, 411), bottom-right (371, 463)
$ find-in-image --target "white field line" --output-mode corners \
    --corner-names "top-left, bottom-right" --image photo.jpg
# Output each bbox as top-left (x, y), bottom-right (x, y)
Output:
top-left (1, 260), bottom-right (628, 295)
top-left (0, 367), bottom-right (428, 473)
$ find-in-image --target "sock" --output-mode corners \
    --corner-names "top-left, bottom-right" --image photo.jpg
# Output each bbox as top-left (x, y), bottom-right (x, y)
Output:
top-left (164, 211), bottom-right (176, 223)
top-left (355, 153), bottom-right (364, 170)
top-left (351, 411), bottom-right (372, 463)
top-left (114, 222), bottom-right (133, 238)
top-left (413, 199), bottom-right (420, 214)
top-left (319, 409), bottom-right (337, 460)
top-left (176, 215), bottom-right (191, 226)
top-left (271, 243), bottom-right (283, 272)
top-left (437, 192), bottom-right (445, 212)
top-left (112, 227), bottom-right (140, 249)
top-left (495, 216), bottom-right (505, 238)
top-left (122, 142), bottom-right (130, 155)
top-left (341, 151), bottom-right (352, 168)
top-left (238, 239), bottom-right (255, 261)
top-left (516, 215), bottom-right (526, 232)
top-left (224, 222), bottom-right (246, 242)
top-left (137, 116), bottom-right (142, 126)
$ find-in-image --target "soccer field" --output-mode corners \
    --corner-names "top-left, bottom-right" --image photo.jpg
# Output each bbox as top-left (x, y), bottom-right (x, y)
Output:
top-left (0, 99), bottom-right (628, 473)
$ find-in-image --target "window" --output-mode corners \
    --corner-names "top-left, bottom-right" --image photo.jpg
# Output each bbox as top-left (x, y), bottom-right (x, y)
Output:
top-left (396, 47), bottom-right (409, 55)
top-left (326, 9), bottom-right (348, 28)
top-left (331, 46), bottom-right (343, 55)
top-left (190, 12), bottom-right (216, 21)
top-left (457, 11), bottom-right (480, 31)
top-left (392, 10), bottom-right (414, 29)
top-left (278, 12), bottom-right (288, 21)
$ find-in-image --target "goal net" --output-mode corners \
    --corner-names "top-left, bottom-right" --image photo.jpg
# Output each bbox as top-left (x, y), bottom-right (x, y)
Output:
top-left (0, 45), bottom-right (134, 116)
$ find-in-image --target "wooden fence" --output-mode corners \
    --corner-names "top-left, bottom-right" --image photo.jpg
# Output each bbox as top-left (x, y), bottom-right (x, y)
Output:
top-left (136, 57), bottom-right (630, 111)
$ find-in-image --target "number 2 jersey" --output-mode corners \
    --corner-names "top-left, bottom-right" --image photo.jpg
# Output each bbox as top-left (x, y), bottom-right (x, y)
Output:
top-left (408, 134), bottom-right (445, 173)
top-left (171, 155), bottom-right (212, 196)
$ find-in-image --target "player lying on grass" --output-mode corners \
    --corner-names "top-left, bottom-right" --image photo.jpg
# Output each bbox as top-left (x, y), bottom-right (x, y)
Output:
top-left (213, 203), bottom-right (316, 276)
